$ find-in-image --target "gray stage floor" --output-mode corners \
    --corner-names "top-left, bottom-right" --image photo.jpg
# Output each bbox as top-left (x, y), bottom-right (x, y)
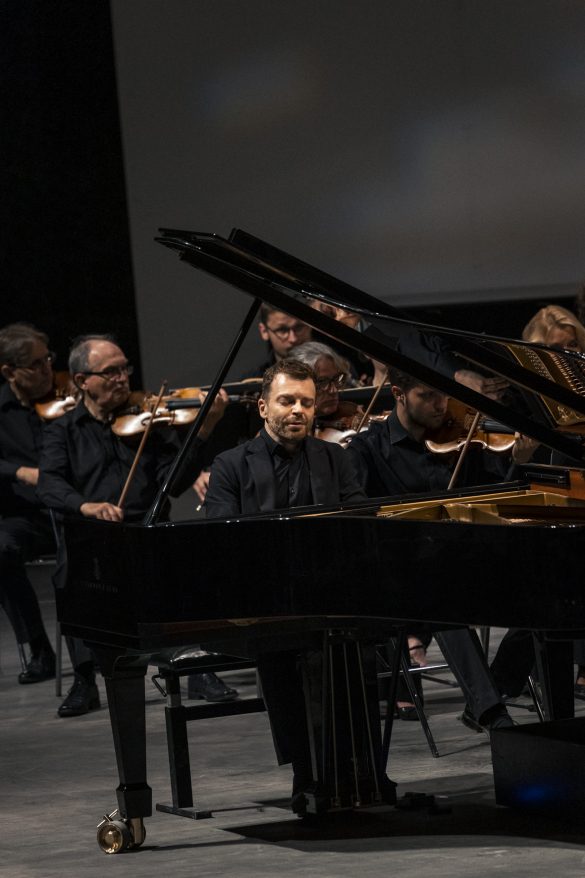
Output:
top-left (2, 566), bottom-right (585, 878)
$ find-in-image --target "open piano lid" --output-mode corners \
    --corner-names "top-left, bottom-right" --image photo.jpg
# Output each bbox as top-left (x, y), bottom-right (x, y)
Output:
top-left (155, 226), bottom-right (585, 466)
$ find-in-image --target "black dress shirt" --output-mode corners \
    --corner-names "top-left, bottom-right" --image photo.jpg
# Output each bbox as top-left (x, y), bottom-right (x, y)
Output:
top-left (260, 429), bottom-right (313, 509)
top-left (0, 382), bottom-right (44, 515)
top-left (38, 402), bottom-right (205, 522)
top-left (346, 408), bottom-right (508, 498)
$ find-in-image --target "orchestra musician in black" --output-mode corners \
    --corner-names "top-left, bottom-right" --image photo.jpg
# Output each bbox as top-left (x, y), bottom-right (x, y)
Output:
top-left (37, 333), bottom-right (234, 716)
top-left (0, 323), bottom-right (57, 684)
top-left (346, 367), bottom-right (515, 732)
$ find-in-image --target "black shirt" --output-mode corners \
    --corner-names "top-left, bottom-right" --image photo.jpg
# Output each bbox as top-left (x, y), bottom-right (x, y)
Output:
top-left (38, 402), bottom-right (205, 522)
top-left (346, 408), bottom-right (508, 498)
top-left (0, 382), bottom-right (44, 515)
top-left (259, 428), bottom-right (312, 509)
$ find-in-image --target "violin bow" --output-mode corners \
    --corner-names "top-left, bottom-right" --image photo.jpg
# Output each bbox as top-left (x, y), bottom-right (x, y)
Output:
top-left (117, 381), bottom-right (168, 509)
top-left (354, 368), bottom-right (390, 433)
top-left (447, 409), bottom-right (482, 491)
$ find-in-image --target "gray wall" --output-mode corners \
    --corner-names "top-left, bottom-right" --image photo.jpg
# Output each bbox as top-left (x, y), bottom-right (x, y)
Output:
top-left (110, 0), bottom-right (585, 388)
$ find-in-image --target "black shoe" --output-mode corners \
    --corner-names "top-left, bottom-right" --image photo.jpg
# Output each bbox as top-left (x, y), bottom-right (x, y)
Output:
top-left (187, 672), bottom-right (238, 702)
top-left (18, 647), bottom-right (56, 684)
top-left (291, 791), bottom-right (308, 817)
top-left (485, 708), bottom-right (514, 732)
top-left (57, 676), bottom-right (100, 717)
top-left (460, 704), bottom-right (514, 733)
top-left (460, 705), bottom-right (486, 733)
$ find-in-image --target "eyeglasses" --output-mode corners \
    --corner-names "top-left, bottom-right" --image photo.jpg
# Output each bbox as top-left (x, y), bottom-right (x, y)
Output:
top-left (13, 351), bottom-right (56, 372)
top-left (315, 372), bottom-right (347, 391)
top-left (266, 323), bottom-right (308, 340)
top-left (82, 364), bottom-right (134, 381)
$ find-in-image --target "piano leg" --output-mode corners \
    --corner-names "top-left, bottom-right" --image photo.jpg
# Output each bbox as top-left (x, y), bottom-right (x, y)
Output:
top-left (93, 648), bottom-right (152, 823)
top-left (301, 633), bottom-right (396, 814)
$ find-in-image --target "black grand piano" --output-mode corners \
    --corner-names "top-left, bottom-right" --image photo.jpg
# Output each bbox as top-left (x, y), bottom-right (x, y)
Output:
top-left (59, 229), bottom-right (585, 852)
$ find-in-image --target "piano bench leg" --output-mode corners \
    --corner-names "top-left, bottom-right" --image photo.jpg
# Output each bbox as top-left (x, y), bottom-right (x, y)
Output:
top-left (164, 675), bottom-right (193, 809)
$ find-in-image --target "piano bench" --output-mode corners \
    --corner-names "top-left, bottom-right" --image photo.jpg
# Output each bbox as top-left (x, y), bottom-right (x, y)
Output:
top-left (154, 648), bottom-right (258, 677)
top-left (150, 650), bottom-right (265, 812)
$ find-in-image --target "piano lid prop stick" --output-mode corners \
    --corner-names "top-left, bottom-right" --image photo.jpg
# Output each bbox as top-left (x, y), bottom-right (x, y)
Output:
top-left (447, 409), bottom-right (482, 492)
top-left (118, 381), bottom-right (168, 509)
top-left (354, 368), bottom-right (390, 433)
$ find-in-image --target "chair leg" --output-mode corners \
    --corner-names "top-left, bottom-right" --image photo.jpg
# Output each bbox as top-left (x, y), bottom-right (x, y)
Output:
top-left (399, 656), bottom-right (440, 758)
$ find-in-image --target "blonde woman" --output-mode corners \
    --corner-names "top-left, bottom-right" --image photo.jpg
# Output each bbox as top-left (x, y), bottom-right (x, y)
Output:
top-left (522, 304), bottom-right (585, 352)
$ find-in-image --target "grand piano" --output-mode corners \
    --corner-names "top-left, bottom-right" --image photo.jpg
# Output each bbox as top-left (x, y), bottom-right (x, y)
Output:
top-left (59, 228), bottom-right (585, 852)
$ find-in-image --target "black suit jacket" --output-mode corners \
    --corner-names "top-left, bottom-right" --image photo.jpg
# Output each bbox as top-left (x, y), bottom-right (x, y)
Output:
top-left (205, 432), bottom-right (365, 518)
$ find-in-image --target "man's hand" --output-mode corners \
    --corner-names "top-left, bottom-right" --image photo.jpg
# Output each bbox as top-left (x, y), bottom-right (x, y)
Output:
top-left (16, 466), bottom-right (39, 486)
top-left (80, 502), bottom-right (124, 522)
top-left (511, 434), bottom-right (540, 465)
top-left (197, 388), bottom-right (229, 440)
top-left (454, 369), bottom-right (509, 401)
top-left (193, 470), bottom-right (211, 504)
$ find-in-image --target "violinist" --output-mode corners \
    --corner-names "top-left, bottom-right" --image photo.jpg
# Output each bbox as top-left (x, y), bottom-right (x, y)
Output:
top-left (0, 323), bottom-right (57, 685)
top-left (241, 302), bottom-right (312, 378)
top-left (346, 368), bottom-right (509, 498)
top-left (38, 334), bottom-right (235, 716)
top-left (288, 341), bottom-right (351, 417)
top-left (346, 367), bottom-right (514, 733)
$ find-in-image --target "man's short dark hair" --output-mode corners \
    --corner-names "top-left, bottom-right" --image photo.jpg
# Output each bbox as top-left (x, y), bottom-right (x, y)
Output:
top-left (68, 334), bottom-right (117, 374)
top-left (260, 303), bottom-right (280, 324)
top-left (391, 368), bottom-right (425, 393)
top-left (261, 358), bottom-right (316, 400)
top-left (0, 323), bottom-right (49, 368)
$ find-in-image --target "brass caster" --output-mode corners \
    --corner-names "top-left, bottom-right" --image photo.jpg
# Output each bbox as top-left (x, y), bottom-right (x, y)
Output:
top-left (129, 817), bottom-right (146, 847)
top-left (96, 810), bottom-right (146, 854)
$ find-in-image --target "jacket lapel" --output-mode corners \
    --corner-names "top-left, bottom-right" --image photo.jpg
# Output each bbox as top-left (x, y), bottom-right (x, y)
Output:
top-left (245, 435), bottom-right (277, 512)
top-left (305, 437), bottom-right (331, 505)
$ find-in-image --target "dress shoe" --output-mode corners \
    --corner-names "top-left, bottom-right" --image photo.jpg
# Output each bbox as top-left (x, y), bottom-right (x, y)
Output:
top-left (187, 672), bottom-right (238, 702)
top-left (460, 705), bottom-right (484, 733)
top-left (460, 704), bottom-right (514, 733)
top-left (18, 647), bottom-right (56, 684)
top-left (57, 676), bottom-right (100, 717)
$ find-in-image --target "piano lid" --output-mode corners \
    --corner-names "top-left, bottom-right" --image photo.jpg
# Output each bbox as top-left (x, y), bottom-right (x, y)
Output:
top-left (156, 226), bottom-right (585, 466)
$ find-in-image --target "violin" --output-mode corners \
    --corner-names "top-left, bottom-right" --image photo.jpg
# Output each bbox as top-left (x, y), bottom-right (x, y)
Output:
top-left (314, 401), bottom-right (389, 447)
top-left (110, 389), bottom-right (203, 437)
top-left (34, 372), bottom-right (79, 420)
top-left (110, 379), bottom-right (266, 437)
top-left (424, 399), bottom-right (516, 455)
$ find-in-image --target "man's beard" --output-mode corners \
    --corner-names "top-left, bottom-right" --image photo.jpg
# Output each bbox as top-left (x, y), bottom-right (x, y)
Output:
top-left (266, 412), bottom-right (311, 444)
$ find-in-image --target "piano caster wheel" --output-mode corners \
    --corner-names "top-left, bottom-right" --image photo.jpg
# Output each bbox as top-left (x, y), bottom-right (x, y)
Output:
top-left (97, 810), bottom-right (146, 854)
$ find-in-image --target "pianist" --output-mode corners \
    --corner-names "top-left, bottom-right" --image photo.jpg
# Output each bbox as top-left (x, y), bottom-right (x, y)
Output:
top-left (205, 358), bottom-right (364, 517)
top-left (38, 334), bottom-right (235, 716)
top-left (205, 358), bottom-right (366, 814)
top-left (346, 367), bottom-right (514, 732)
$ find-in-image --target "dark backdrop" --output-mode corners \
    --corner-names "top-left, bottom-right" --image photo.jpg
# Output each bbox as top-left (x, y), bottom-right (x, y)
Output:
top-left (1, 0), bottom-right (140, 379)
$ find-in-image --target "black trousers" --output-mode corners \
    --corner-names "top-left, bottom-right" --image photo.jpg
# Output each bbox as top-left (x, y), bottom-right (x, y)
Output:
top-left (0, 513), bottom-right (55, 645)
top-left (435, 627), bottom-right (503, 720)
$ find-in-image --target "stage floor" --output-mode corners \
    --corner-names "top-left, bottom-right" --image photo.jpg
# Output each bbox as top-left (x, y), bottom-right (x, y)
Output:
top-left (2, 565), bottom-right (585, 878)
